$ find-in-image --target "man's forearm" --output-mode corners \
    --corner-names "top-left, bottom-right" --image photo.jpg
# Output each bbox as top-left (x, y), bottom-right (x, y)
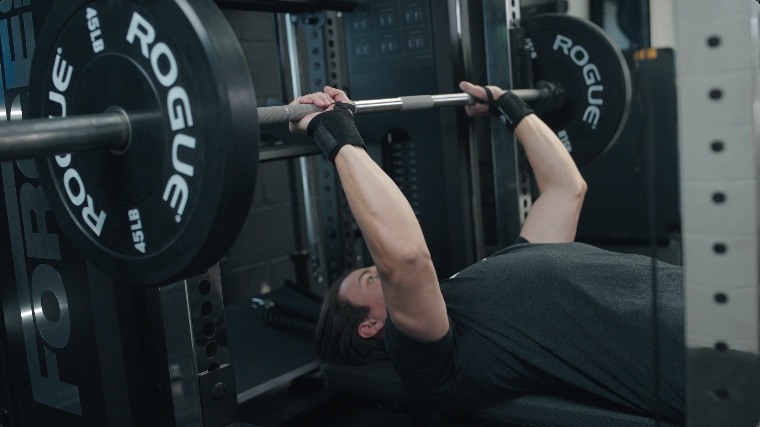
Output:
top-left (514, 115), bottom-right (587, 195)
top-left (512, 114), bottom-right (586, 243)
top-left (334, 145), bottom-right (432, 276)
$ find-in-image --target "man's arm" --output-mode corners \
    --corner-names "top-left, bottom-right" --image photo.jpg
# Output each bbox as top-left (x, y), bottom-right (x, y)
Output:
top-left (292, 87), bottom-right (449, 342)
top-left (460, 81), bottom-right (587, 243)
top-left (512, 115), bottom-right (587, 243)
top-left (335, 146), bottom-right (448, 340)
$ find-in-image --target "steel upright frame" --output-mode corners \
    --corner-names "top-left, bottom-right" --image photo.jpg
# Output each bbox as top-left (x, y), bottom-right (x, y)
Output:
top-left (674, 1), bottom-right (760, 425)
top-left (482, 0), bottom-right (533, 248)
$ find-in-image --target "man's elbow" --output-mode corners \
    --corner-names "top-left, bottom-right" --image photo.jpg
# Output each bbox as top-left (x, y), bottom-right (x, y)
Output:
top-left (393, 246), bottom-right (432, 269)
top-left (576, 178), bottom-right (588, 201)
top-left (376, 247), bottom-right (433, 279)
top-left (572, 178), bottom-right (587, 210)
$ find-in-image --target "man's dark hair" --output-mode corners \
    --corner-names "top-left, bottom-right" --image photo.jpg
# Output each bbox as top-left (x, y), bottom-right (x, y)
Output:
top-left (314, 270), bottom-right (390, 365)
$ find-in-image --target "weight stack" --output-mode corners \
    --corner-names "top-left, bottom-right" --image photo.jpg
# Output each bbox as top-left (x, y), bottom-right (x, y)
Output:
top-left (344, 0), bottom-right (473, 278)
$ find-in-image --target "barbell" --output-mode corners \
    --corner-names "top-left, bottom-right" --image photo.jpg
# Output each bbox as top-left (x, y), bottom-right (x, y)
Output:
top-left (11, 0), bottom-right (630, 286)
top-left (0, 88), bottom-right (552, 161)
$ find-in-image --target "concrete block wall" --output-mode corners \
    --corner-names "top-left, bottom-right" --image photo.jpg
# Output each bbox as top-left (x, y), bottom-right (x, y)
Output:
top-left (219, 10), bottom-right (304, 304)
top-left (223, 10), bottom-right (286, 107)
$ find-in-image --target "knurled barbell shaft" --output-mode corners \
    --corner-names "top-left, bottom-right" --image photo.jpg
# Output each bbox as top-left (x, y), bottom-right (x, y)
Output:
top-left (0, 88), bottom-right (545, 161)
top-left (257, 88), bottom-right (544, 122)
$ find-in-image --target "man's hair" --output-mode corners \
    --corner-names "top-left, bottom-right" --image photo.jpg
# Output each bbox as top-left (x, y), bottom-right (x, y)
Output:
top-left (314, 270), bottom-right (390, 365)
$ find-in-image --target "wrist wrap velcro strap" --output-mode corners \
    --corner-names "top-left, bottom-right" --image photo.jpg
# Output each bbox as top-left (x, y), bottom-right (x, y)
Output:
top-left (307, 102), bottom-right (366, 163)
top-left (489, 90), bottom-right (535, 132)
top-left (335, 101), bottom-right (356, 115)
top-left (484, 87), bottom-right (498, 116)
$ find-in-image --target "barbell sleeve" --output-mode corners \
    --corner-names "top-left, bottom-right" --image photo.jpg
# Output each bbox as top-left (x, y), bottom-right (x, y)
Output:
top-left (0, 87), bottom-right (549, 161)
top-left (0, 113), bottom-right (129, 161)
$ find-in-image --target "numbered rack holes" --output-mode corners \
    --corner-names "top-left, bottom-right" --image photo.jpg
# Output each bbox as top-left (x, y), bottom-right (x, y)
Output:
top-left (714, 292), bottom-right (728, 304)
top-left (712, 192), bottom-right (726, 204)
top-left (709, 89), bottom-right (723, 100)
top-left (710, 140), bottom-right (725, 152)
top-left (206, 341), bottom-right (218, 358)
top-left (201, 301), bottom-right (214, 316)
top-left (199, 280), bottom-right (211, 295)
top-left (203, 321), bottom-right (216, 338)
top-left (707, 36), bottom-right (721, 48)
top-left (713, 243), bottom-right (727, 254)
top-left (715, 342), bottom-right (729, 352)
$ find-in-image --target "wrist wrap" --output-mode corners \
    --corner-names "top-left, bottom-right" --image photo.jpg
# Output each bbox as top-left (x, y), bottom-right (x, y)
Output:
top-left (306, 102), bottom-right (366, 163)
top-left (484, 87), bottom-right (535, 132)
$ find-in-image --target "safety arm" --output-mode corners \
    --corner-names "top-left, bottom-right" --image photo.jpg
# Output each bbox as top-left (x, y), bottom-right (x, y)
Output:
top-left (514, 114), bottom-right (587, 243)
top-left (334, 145), bottom-right (449, 341)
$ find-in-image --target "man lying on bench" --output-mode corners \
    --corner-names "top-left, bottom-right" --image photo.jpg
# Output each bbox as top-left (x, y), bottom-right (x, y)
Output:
top-left (289, 82), bottom-right (684, 425)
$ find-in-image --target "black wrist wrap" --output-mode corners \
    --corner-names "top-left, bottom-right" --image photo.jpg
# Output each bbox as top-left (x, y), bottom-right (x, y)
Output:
top-left (485, 87), bottom-right (534, 132)
top-left (306, 102), bottom-right (366, 163)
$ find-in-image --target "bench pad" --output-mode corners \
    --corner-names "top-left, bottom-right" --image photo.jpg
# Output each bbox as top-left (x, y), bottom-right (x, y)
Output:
top-left (322, 362), bottom-right (681, 427)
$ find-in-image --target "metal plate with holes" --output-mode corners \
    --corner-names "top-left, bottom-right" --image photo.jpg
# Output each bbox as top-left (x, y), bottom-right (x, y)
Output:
top-left (524, 14), bottom-right (631, 166)
top-left (29, 0), bottom-right (259, 286)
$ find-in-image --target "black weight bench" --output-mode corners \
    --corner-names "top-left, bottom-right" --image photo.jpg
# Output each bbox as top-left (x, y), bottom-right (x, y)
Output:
top-left (322, 362), bottom-right (682, 427)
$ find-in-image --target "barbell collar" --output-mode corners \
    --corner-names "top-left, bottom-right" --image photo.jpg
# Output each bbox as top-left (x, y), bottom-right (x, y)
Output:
top-left (0, 112), bottom-right (129, 161)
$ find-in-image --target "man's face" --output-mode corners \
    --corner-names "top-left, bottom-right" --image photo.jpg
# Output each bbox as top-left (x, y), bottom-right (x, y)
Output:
top-left (339, 265), bottom-right (387, 325)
